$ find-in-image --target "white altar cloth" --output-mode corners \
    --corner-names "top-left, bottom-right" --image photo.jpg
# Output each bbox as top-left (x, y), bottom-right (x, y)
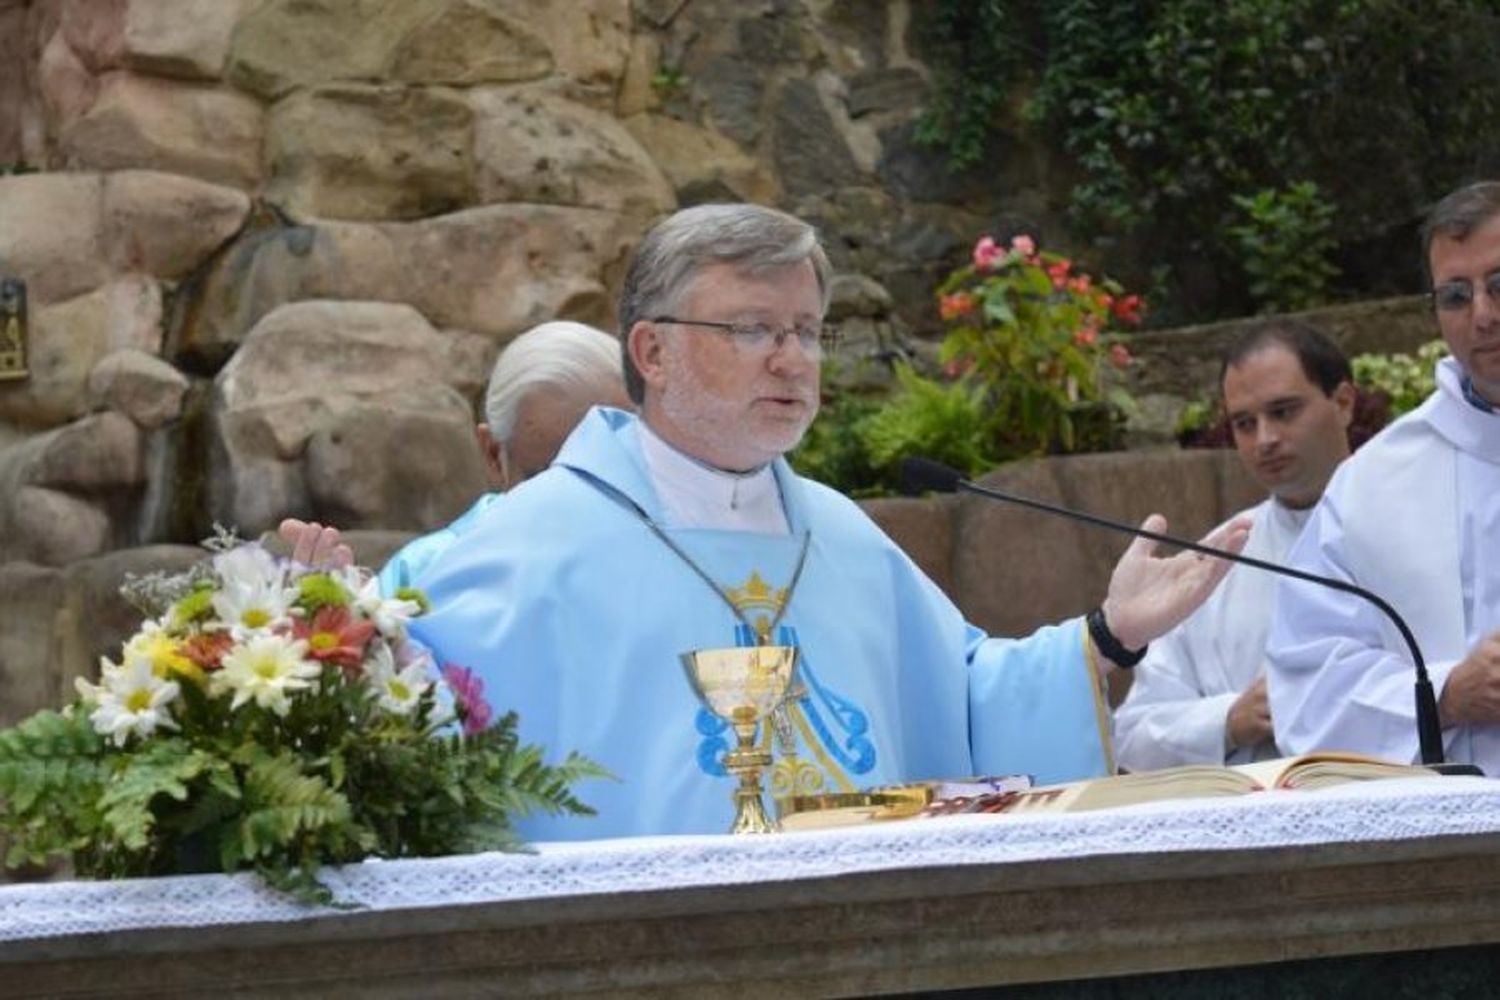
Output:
top-left (4, 776), bottom-right (1498, 943)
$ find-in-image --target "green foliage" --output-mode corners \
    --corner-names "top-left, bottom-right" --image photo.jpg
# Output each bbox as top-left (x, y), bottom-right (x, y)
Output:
top-left (916, 0), bottom-right (1500, 322)
top-left (788, 386), bottom-right (885, 496)
top-left (1227, 181), bottom-right (1339, 313)
top-left (0, 544), bottom-right (607, 904)
top-left (1352, 339), bottom-right (1448, 417)
top-left (859, 365), bottom-right (998, 478)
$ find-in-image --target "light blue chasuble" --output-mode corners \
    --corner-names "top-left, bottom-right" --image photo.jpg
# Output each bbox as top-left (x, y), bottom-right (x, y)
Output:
top-left (377, 492), bottom-right (503, 596)
top-left (411, 408), bottom-right (1110, 840)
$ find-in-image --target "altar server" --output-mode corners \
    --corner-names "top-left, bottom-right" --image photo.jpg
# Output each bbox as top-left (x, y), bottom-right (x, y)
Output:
top-left (1268, 180), bottom-right (1500, 772)
top-left (1115, 322), bottom-right (1353, 770)
top-left (410, 203), bottom-right (1247, 839)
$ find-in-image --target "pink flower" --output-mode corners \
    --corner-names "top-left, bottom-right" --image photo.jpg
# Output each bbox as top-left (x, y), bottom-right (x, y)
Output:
top-left (1068, 274), bottom-right (1092, 294)
top-left (972, 236), bottom-right (1004, 271)
top-left (1009, 234), bottom-right (1036, 257)
top-left (442, 663), bottom-right (494, 735)
top-left (1047, 259), bottom-right (1072, 288)
top-left (1110, 344), bottom-right (1134, 368)
top-left (1073, 326), bottom-right (1099, 347)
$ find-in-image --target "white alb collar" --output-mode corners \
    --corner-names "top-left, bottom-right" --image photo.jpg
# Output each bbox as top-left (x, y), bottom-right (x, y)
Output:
top-left (637, 421), bottom-right (790, 534)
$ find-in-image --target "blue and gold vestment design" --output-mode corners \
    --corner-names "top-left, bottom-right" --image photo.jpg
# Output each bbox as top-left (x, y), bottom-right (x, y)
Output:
top-left (411, 409), bottom-right (1111, 840)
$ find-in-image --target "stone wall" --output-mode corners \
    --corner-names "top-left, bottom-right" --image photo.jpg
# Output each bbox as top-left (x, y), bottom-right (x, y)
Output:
top-left (0, 0), bottom-right (1435, 720)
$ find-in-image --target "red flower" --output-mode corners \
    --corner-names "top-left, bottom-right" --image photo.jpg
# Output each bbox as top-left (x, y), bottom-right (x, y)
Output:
top-left (293, 605), bottom-right (376, 672)
top-left (1111, 294), bottom-right (1145, 325)
top-left (939, 291), bottom-right (977, 321)
top-left (1047, 258), bottom-right (1072, 288)
top-left (1073, 325), bottom-right (1099, 347)
top-left (180, 632), bottom-right (233, 672)
top-left (972, 236), bottom-right (1004, 271)
top-left (1110, 343), bottom-right (1134, 368)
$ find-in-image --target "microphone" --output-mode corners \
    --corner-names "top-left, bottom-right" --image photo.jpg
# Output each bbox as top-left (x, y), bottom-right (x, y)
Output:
top-left (899, 456), bottom-right (1480, 775)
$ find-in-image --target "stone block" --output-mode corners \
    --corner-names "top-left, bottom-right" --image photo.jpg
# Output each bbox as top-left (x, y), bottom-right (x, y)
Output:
top-left (305, 398), bottom-right (487, 531)
top-left (0, 285), bottom-right (112, 428)
top-left (0, 561), bottom-right (68, 724)
top-left (773, 77), bottom-right (861, 199)
top-left (472, 88), bottom-right (674, 217)
top-left (104, 274), bottom-right (165, 355)
top-left (952, 449), bottom-right (1264, 638)
top-left (59, 72), bottom-right (264, 190)
top-left (622, 113), bottom-right (774, 204)
top-left (492, 0), bottom-right (629, 90)
top-left (0, 172), bottom-right (107, 306)
top-left (59, 0), bottom-right (126, 74)
top-left (120, 0), bottom-right (248, 80)
top-left (266, 84), bottom-right (474, 222)
top-left (210, 299), bottom-right (485, 534)
top-left (9, 486), bottom-right (112, 566)
top-left (26, 410), bottom-right (144, 492)
top-left (87, 349), bottom-right (190, 429)
top-left (390, 2), bottom-right (553, 85)
top-left (180, 204), bottom-right (638, 359)
top-left (102, 170), bottom-right (251, 279)
top-left (614, 32), bottom-right (660, 118)
top-left (0, 3), bottom-right (27, 165)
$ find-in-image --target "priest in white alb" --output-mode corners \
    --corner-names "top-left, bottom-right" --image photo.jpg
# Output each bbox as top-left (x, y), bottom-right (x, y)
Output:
top-left (1115, 322), bottom-right (1354, 770)
top-left (1267, 180), bottom-right (1500, 773)
top-left (404, 203), bottom-right (1248, 840)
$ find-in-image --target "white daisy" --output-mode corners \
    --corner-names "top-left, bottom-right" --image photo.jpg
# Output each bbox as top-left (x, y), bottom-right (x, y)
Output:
top-left (213, 633), bottom-right (321, 716)
top-left (355, 576), bottom-right (422, 638)
top-left (367, 641), bottom-right (431, 716)
top-left (211, 545), bottom-right (295, 638)
top-left (87, 657), bottom-right (180, 747)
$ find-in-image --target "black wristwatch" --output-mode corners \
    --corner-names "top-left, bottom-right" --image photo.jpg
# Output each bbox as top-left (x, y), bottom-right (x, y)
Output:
top-left (1087, 606), bottom-right (1148, 669)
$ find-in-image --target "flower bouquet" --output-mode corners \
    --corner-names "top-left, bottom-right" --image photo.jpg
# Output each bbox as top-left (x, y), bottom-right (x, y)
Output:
top-left (0, 531), bottom-right (605, 903)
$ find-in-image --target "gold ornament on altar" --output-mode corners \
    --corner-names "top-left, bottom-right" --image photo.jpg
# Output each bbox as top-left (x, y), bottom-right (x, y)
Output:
top-left (0, 278), bottom-right (27, 382)
top-left (680, 644), bottom-right (797, 834)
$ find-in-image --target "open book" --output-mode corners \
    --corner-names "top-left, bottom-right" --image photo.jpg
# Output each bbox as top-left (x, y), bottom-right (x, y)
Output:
top-left (780, 752), bottom-right (1436, 830)
top-left (1003, 751), bottom-right (1434, 815)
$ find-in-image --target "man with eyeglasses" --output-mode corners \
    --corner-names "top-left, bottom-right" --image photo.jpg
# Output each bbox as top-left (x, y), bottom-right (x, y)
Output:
top-left (1267, 180), bottom-right (1500, 774)
top-left (408, 202), bottom-right (1246, 840)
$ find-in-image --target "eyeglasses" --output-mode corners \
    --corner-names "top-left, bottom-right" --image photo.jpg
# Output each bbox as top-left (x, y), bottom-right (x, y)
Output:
top-left (652, 316), bottom-right (838, 358)
top-left (1431, 272), bottom-right (1500, 312)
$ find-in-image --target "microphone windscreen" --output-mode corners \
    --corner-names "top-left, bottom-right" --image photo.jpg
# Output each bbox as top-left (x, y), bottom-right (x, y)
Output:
top-left (897, 457), bottom-right (965, 496)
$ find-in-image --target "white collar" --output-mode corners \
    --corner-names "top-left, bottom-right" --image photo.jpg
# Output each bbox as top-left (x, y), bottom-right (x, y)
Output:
top-left (637, 422), bottom-right (790, 534)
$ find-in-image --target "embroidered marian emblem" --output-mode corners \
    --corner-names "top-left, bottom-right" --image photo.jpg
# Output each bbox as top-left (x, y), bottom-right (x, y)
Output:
top-left (694, 571), bottom-right (876, 799)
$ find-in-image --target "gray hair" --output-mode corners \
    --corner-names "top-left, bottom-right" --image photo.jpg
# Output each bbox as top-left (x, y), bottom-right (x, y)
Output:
top-left (484, 321), bottom-right (622, 440)
top-left (617, 203), bottom-right (833, 403)
top-left (1421, 181), bottom-right (1500, 285)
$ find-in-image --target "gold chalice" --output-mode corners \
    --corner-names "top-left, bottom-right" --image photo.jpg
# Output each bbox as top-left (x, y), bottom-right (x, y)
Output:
top-left (680, 645), bottom-right (797, 834)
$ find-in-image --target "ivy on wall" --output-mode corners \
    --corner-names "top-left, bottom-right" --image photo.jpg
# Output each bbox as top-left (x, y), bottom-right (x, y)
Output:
top-left (915, 0), bottom-right (1500, 323)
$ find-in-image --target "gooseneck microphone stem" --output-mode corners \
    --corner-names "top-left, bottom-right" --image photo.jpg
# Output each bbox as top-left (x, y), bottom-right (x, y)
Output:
top-left (899, 457), bottom-right (1452, 768)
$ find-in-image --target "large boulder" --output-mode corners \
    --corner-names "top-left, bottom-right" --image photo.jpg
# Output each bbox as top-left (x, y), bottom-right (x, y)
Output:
top-left (227, 0), bottom-right (552, 99)
top-left (25, 410), bottom-right (144, 493)
top-left (266, 84), bottom-right (474, 222)
top-left (180, 204), bottom-right (638, 362)
top-left (0, 561), bottom-right (69, 724)
top-left (0, 285), bottom-right (112, 428)
top-left (0, 173), bottom-right (107, 306)
top-left (621, 113), bottom-right (774, 204)
top-left (58, 72), bottom-right (264, 190)
top-left (490, 0), bottom-right (630, 93)
top-left (101, 170), bottom-right (251, 279)
top-left (471, 87), bottom-right (674, 216)
top-left (87, 349), bottom-right (190, 429)
top-left (7, 486), bottom-right (113, 566)
top-left (210, 300), bottom-right (486, 534)
top-left (120, 0), bottom-right (249, 81)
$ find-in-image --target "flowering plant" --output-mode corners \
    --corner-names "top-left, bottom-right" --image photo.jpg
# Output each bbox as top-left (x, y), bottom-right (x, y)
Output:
top-left (935, 234), bottom-right (1144, 457)
top-left (0, 532), bottom-right (604, 903)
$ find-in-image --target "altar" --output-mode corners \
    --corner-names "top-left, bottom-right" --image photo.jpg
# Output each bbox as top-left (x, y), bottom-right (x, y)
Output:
top-left (5, 776), bottom-right (1500, 997)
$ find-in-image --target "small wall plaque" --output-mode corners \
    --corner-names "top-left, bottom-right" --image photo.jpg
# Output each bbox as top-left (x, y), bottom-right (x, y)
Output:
top-left (0, 277), bottom-right (26, 381)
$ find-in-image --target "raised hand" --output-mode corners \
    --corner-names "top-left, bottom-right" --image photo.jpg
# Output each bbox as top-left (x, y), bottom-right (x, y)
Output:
top-left (277, 518), bottom-right (354, 570)
top-left (1099, 514), bottom-right (1252, 654)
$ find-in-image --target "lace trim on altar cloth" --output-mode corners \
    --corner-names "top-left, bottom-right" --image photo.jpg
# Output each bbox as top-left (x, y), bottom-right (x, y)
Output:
top-left (3, 776), bottom-right (1498, 942)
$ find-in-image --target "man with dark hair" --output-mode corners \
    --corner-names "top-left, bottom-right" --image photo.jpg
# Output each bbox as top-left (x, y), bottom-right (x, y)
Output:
top-left (1267, 180), bottom-right (1500, 772)
top-left (406, 203), bottom-right (1247, 840)
top-left (1116, 321), bottom-right (1354, 770)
